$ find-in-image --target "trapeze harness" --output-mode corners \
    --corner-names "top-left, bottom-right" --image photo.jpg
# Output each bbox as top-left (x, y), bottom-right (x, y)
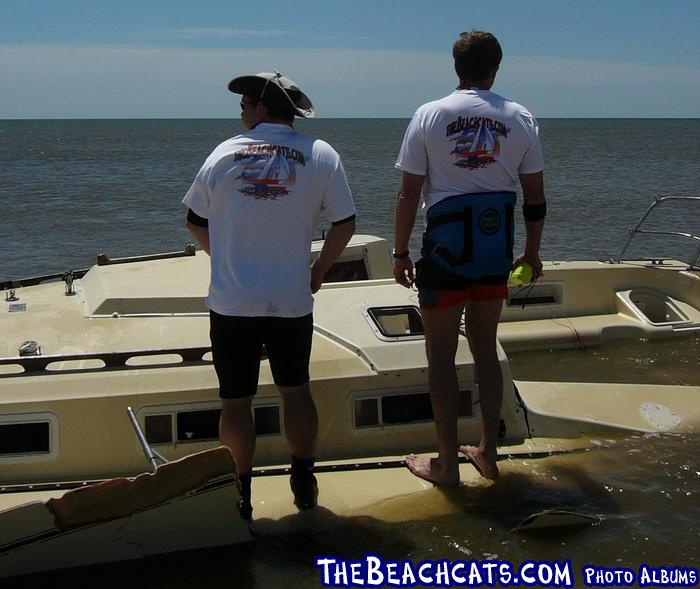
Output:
top-left (421, 191), bottom-right (516, 282)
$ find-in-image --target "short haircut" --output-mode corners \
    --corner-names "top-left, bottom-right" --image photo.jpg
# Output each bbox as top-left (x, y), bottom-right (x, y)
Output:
top-left (453, 30), bottom-right (502, 82)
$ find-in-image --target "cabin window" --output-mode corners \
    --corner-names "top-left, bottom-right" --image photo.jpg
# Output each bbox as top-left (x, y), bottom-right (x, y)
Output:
top-left (145, 414), bottom-right (173, 444)
top-left (353, 390), bottom-right (473, 429)
top-left (253, 406), bottom-right (281, 436)
top-left (144, 404), bottom-right (282, 445)
top-left (382, 392), bottom-right (434, 425)
top-left (354, 398), bottom-right (380, 428)
top-left (366, 306), bottom-right (424, 341)
top-left (177, 409), bottom-right (219, 442)
top-left (0, 422), bottom-right (50, 455)
top-left (0, 413), bottom-right (58, 462)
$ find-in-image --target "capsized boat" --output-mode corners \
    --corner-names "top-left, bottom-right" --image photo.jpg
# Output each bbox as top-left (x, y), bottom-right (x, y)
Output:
top-left (0, 197), bottom-right (698, 577)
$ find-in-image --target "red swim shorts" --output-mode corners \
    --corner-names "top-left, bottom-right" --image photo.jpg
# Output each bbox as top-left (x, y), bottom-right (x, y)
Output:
top-left (418, 283), bottom-right (508, 311)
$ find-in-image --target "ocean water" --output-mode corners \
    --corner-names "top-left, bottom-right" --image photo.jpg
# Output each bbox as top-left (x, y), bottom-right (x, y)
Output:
top-left (1, 118), bottom-right (699, 281)
top-left (2, 119), bottom-right (699, 585)
top-left (13, 430), bottom-right (700, 587)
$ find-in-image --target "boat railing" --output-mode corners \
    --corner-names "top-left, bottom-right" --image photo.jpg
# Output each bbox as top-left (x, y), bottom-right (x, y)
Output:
top-left (97, 244), bottom-right (196, 266)
top-left (0, 268), bottom-right (90, 292)
top-left (0, 244), bottom-right (197, 291)
top-left (0, 345), bottom-right (213, 377)
top-left (612, 196), bottom-right (700, 269)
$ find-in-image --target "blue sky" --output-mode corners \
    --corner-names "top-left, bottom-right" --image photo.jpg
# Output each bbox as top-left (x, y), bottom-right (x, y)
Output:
top-left (1, 0), bottom-right (698, 118)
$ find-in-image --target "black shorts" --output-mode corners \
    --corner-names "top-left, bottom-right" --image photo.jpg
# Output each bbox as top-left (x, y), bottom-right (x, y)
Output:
top-left (209, 311), bottom-right (314, 399)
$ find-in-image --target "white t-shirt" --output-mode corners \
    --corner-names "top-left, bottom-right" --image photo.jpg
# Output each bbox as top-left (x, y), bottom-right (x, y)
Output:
top-left (183, 123), bottom-right (356, 317)
top-left (396, 89), bottom-right (544, 210)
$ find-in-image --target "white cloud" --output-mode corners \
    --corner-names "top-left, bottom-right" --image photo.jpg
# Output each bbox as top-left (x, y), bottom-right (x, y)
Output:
top-left (1, 44), bottom-right (698, 118)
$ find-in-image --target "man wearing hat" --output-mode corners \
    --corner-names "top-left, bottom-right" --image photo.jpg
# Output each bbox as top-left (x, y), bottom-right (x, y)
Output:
top-left (183, 71), bottom-right (356, 520)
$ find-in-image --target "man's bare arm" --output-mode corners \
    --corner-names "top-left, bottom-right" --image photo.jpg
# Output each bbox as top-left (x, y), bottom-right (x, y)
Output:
top-left (393, 171), bottom-right (424, 288)
top-left (310, 218), bottom-right (356, 293)
top-left (517, 171), bottom-right (546, 277)
top-left (186, 221), bottom-right (211, 256)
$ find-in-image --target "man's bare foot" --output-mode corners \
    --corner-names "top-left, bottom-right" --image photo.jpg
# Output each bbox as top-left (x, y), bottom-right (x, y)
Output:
top-left (459, 445), bottom-right (499, 480)
top-left (405, 454), bottom-right (460, 486)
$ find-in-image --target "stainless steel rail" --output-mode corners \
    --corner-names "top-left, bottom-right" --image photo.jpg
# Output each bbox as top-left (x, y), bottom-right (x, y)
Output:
top-left (127, 406), bottom-right (167, 473)
top-left (0, 244), bottom-right (196, 290)
top-left (612, 196), bottom-right (700, 269)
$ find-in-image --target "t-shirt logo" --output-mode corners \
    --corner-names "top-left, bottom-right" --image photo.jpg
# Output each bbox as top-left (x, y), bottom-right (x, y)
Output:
top-left (446, 116), bottom-right (510, 170)
top-left (234, 144), bottom-right (306, 200)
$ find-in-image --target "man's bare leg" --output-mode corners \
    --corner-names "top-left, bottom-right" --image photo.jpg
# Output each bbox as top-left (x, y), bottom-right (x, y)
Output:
top-left (220, 396), bottom-right (256, 519)
top-left (220, 396), bottom-right (256, 474)
top-left (279, 382), bottom-right (319, 508)
top-left (459, 299), bottom-right (504, 480)
top-left (406, 302), bottom-right (465, 485)
top-left (278, 382), bottom-right (318, 458)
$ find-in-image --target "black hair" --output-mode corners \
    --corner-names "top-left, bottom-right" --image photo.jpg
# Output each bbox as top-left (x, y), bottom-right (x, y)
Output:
top-left (453, 30), bottom-right (502, 83)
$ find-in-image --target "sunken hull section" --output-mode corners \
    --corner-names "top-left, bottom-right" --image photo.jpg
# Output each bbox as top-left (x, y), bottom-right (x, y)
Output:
top-left (0, 286), bottom-right (526, 485)
top-left (0, 232), bottom-right (700, 576)
top-left (1, 233), bottom-right (699, 477)
top-left (0, 234), bottom-right (526, 487)
top-left (1, 233), bottom-right (699, 486)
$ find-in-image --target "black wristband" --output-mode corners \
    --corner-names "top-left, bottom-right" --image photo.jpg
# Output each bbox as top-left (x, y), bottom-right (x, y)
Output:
top-left (392, 249), bottom-right (410, 259)
top-left (523, 202), bottom-right (547, 222)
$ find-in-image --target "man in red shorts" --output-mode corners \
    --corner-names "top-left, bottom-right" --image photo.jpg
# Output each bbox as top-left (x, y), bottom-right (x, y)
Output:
top-left (393, 31), bottom-right (546, 484)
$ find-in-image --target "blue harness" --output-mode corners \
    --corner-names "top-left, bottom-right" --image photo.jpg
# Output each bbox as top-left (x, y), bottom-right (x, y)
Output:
top-left (421, 191), bottom-right (516, 281)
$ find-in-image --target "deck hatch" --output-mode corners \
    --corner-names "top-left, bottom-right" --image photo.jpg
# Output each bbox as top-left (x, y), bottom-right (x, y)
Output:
top-left (354, 390), bottom-right (473, 428)
top-left (365, 305), bottom-right (425, 341)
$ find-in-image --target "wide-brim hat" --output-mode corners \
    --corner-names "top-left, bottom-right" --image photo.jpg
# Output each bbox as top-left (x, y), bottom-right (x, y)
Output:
top-left (228, 70), bottom-right (315, 118)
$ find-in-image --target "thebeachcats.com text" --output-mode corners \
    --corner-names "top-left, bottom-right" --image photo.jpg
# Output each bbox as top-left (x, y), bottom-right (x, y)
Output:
top-left (314, 555), bottom-right (699, 587)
